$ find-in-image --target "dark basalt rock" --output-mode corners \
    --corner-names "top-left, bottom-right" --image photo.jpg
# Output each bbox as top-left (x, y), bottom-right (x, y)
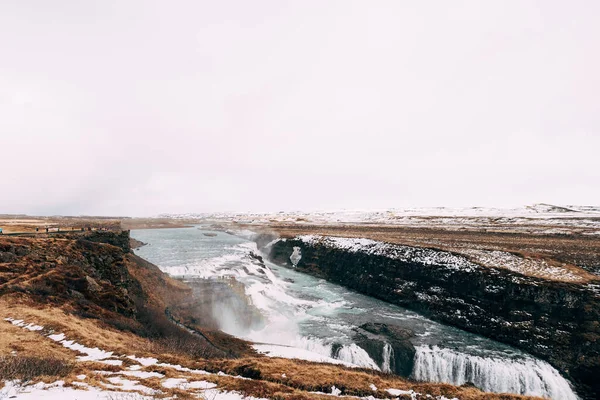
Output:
top-left (249, 252), bottom-right (264, 263)
top-left (330, 342), bottom-right (344, 358)
top-left (0, 243), bottom-right (30, 262)
top-left (0, 251), bottom-right (17, 263)
top-left (78, 230), bottom-right (132, 253)
top-left (129, 238), bottom-right (147, 250)
top-left (360, 322), bottom-right (414, 340)
top-left (264, 237), bottom-right (600, 399)
top-left (353, 322), bottom-right (416, 377)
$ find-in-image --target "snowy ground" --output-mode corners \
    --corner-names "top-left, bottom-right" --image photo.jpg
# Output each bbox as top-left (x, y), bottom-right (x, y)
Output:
top-left (460, 248), bottom-right (586, 282)
top-left (253, 344), bottom-right (357, 367)
top-left (293, 235), bottom-right (588, 283)
top-left (1, 318), bottom-right (457, 400)
top-left (159, 204), bottom-right (600, 235)
top-left (1, 318), bottom-right (263, 400)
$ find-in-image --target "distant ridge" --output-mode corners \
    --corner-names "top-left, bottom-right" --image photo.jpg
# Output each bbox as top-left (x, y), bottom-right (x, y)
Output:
top-left (526, 203), bottom-right (581, 214)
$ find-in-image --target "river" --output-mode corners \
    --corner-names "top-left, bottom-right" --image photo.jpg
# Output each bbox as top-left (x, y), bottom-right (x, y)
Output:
top-left (131, 227), bottom-right (578, 399)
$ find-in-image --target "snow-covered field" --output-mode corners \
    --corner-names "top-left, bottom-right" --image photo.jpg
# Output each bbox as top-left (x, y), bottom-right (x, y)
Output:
top-left (291, 235), bottom-right (588, 283)
top-left (460, 249), bottom-right (586, 282)
top-left (1, 318), bottom-right (458, 400)
top-left (296, 235), bottom-right (479, 272)
top-left (1, 318), bottom-right (263, 400)
top-left (159, 204), bottom-right (600, 235)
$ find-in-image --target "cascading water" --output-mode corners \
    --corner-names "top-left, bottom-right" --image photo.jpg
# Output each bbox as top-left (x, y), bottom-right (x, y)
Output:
top-left (289, 337), bottom-right (379, 369)
top-left (335, 343), bottom-right (380, 370)
top-left (381, 342), bottom-right (394, 373)
top-left (412, 346), bottom-right (577, 400)
top-left (132, 227), bottom-right (580, 400)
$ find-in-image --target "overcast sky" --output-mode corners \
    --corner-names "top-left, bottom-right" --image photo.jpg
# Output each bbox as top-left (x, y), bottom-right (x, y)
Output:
top-left (1, 1), bottom-right (599, 216)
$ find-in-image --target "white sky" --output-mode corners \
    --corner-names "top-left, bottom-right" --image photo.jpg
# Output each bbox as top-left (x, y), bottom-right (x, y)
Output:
top-left (1, 1), bottom-right (599, 216)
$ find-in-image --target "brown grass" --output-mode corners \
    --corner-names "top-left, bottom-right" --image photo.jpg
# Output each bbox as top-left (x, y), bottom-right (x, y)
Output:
top-left (191, 357), bottom-right (542, 400)
top-left (0, 303), bottom-right (543, 400)
top-left (0, 297), bottom-right (152, 357)
top-left (0, 302), bottom-right (544, 400)
top-left (0, 356), bottom-right (73, 382)
top-left (0, 216), bottom-right (122, 234)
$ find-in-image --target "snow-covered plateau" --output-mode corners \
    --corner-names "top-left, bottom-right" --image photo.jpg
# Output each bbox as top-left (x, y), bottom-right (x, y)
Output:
top-left (158, 203), bottom-right (600, 235)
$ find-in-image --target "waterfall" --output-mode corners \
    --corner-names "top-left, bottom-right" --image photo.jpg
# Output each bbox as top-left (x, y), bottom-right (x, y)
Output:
top-left (412, 346), bottom-right (578, 400)
top-left (292, 336), bottom-right (334, 357)
top-left (335, 343), bottom-right (381, 370)
top-left (290, 246), bottom-right (302, 267)
top-left (292, 337), bottom-right (380, 370)
top-left (381, 342), bottom-right (394, 373)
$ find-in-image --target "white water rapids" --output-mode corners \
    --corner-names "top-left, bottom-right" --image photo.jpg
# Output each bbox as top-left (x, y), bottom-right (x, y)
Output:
top-left (132, 227), bottom-right (578, 400)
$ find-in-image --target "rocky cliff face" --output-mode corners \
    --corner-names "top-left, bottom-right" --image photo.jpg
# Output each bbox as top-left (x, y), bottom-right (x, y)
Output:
top-left (77, 230), bottom-right (132, 253)
top-left (352, 322), bottom-right (415, 377)
top-left (0, 231), bottom-right (139, 318)
top-left (0, 230), bottom-right (250, 359)
top-left (264, 236), bottom-right (600, 399)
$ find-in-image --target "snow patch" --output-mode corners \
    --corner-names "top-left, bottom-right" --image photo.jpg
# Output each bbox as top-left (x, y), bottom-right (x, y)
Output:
top-left (462, 249), bottom-right (585, 282)
top-left (99, 359), bottom-right (123, 366)
top-left (103, 376), bottom-right (159, 395)
top-left (0, 380), bottom-right (155, 400)
top-left (59, 339), bottom-right (114, 362)
top-left (155, 362), bottom-right (211, 374)
top-left (253, 344), bottom-right (357, 367)
top-left (118, 370), bottom-right (164, 379)
top-left (387, 388), bottom-right (416, 397)
top-left (162, 378), bottom-right (217, 390)
top-left (48, 333), bottom-right (65, 341)
top-left (4, 319), bottom-right (44, 332)
top-left (298, 235), bottom-right (479, 272)
top-left (126, 356), bottom-right (158, 366)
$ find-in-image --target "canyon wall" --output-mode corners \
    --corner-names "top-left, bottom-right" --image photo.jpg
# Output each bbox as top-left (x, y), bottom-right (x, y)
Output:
top-left (263, 236), bottom-right (600, 399)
